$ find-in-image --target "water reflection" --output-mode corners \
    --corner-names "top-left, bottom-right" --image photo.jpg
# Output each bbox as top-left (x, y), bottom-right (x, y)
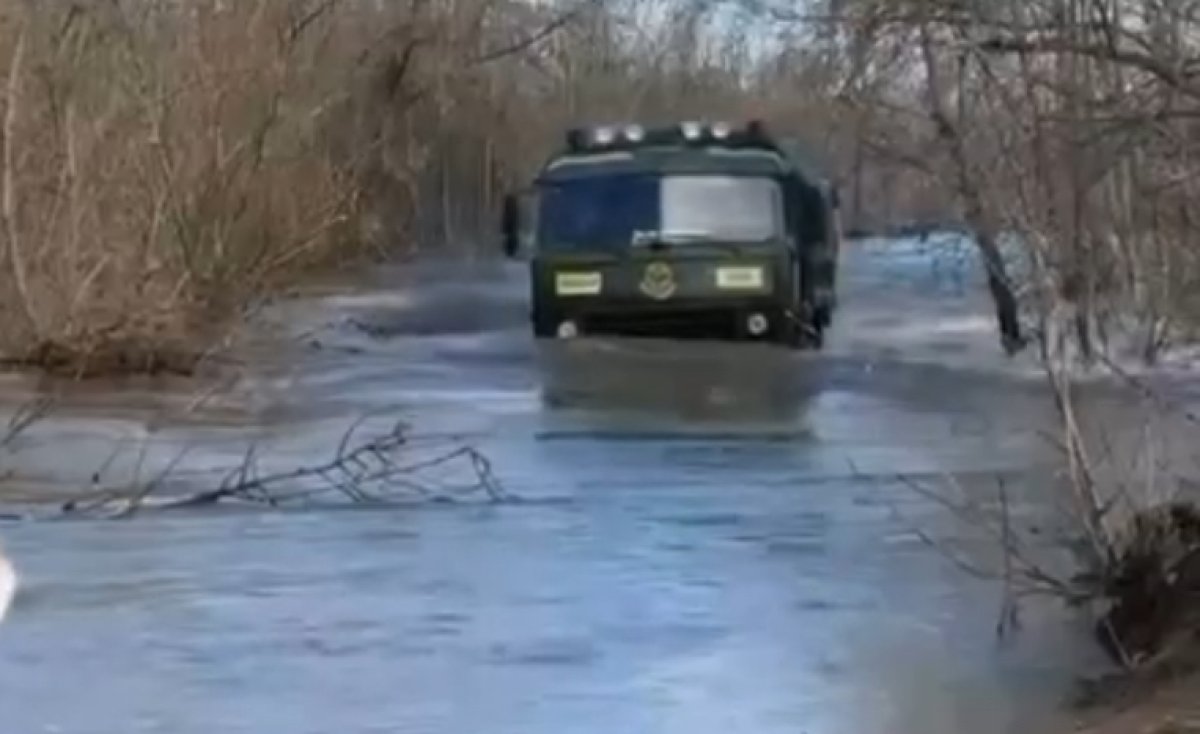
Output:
top-left (535, 337), bottom-right (822, 425)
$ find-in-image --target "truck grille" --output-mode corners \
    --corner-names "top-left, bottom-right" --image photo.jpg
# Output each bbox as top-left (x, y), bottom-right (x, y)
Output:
top-left (582, 308), bottom-right (738, 340)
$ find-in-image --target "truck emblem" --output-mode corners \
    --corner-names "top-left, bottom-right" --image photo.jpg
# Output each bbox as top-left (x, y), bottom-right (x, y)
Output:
top-left (640, 261), bottom-right (677, 300)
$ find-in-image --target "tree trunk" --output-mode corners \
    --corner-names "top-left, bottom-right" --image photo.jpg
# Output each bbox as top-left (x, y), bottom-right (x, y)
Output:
top-left (971, 211), bottom-right (1026, 354)
top-left (918, 24), bottom-right (1024, 354)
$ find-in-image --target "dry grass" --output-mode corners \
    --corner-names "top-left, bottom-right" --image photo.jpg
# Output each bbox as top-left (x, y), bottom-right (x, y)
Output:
top-left (0, 2), bottom-right (371, 376)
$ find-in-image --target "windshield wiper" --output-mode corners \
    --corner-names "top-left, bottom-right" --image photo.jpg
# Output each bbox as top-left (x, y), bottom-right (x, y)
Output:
top-left (634, 231), bottom-right (719, 250)
top-left (656, 230), bottom-right (711, 243)
top-left (631, 230), bottom-right (769, 253)
top-left (659, 234), bottom-right (753, 256)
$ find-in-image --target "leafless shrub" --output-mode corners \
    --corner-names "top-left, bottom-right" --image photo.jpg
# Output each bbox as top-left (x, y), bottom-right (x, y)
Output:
top-left (887, 358), bottom-right (1200, 675)
top-left (0, 1), bottom-right (362, 375)
top-left (886, 473), bottom-right (1089, 637)
top-left (0, 0), bottom-right (617, 375)
top-left (750, 0), bottom-right (1200, 363)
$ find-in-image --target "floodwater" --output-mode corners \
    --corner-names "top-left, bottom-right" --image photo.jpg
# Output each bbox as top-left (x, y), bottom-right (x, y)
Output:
top-left (0, 235), bottom-right (1183, 733)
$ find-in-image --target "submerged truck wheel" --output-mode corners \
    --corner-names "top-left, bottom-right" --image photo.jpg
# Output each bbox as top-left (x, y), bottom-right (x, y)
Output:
top-left (531, 302), bottom-right (558, 338)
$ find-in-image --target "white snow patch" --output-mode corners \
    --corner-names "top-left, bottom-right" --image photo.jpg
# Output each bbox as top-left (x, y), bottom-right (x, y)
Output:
top-left (319, 291), bottom-right (416, 310)
top-left (837, 235), bottom-right (1200, 384)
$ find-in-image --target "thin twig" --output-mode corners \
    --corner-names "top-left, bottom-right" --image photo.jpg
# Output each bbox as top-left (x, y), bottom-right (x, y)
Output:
top-left (53, 416), bottom-right (508, 518)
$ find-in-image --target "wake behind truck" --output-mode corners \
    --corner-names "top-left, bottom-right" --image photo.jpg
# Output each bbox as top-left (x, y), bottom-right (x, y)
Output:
top-left (500, 120), bottom-right (841, 348)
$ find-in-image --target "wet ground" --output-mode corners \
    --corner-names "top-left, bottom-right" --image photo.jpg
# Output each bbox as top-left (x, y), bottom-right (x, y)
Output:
top-left (0, 235), bottom-right (1193, 733)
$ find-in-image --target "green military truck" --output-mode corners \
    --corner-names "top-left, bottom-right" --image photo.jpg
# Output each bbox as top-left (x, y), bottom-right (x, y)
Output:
top-left (499, 120), bottom-right (841, 348)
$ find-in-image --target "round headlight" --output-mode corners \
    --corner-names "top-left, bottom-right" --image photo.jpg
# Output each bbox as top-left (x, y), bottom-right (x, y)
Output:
top-left (680, 121), bottom-right (703, 140)
top-left (624, 124), bottom-right (645, 142)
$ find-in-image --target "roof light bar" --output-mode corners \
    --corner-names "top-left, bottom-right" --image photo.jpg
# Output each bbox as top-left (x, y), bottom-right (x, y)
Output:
top-left (564, 120), bottom-right (776, 153)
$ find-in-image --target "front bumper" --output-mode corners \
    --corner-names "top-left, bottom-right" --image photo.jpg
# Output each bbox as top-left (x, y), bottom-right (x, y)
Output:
top-left (542, 296), bottom-right (793, 339)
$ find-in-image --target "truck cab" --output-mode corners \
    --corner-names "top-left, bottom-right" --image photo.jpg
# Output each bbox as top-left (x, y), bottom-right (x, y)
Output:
top-left (501, 120), bottom-right (840, 348)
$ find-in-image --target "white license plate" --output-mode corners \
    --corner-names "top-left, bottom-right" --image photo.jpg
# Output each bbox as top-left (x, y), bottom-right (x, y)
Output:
top-left (715, 266), bottom-right (764, 289)
top-left (555, 271), bottom-right (602, 296)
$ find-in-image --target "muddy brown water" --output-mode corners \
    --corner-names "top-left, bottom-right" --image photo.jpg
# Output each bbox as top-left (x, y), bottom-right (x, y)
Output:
top-left (0, 235), bottom-right (1191, 733)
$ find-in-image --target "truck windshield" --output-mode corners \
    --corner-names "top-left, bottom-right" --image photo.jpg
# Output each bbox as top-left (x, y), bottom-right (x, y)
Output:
top-left (537, 174), bottom-right (783, 250)
top-left (660, 176), bottom-right (782, 242)
top-left (537, 173), bottom-right (659, 249)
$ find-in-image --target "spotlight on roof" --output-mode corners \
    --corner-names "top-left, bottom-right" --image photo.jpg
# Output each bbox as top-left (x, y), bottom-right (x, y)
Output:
top-left (592, 125), bottom-right (617, 146)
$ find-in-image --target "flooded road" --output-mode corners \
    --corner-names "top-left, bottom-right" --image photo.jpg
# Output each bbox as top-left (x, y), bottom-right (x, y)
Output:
top-left (0, 236), bottom-right (1160, 733)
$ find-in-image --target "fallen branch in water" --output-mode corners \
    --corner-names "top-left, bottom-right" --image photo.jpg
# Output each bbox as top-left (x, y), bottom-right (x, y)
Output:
top-left (56, 418), bottom-right (508, 518)
top-left (1, 395), bottom-right (53, 449)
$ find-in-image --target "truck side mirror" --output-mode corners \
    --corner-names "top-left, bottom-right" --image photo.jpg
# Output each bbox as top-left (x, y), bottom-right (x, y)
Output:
top-left (501, 193), bottom-right (520, 258)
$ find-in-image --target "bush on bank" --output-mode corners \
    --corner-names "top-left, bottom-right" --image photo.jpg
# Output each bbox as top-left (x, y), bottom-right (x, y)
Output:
top-left (0, 2), bottom-right (373, 375)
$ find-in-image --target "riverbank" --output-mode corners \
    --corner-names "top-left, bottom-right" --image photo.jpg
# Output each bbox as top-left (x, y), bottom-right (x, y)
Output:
top-left (1075, 673), bottom-right (1200, 733)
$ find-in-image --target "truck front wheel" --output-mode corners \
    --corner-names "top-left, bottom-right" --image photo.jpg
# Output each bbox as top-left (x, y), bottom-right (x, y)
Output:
top-left (532, 302), bottom-right (559, 338)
